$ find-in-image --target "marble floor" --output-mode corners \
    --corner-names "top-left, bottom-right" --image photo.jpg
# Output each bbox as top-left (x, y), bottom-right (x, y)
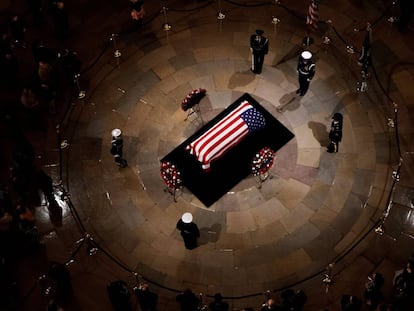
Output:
top-left (1, 0), bottom-right (414, 310)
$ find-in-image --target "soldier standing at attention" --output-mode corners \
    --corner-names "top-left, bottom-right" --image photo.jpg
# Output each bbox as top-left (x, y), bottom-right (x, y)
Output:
top-left (110, 129), bottom-right (128, 168)
top-left (296, 51), bottom-right (315, 96)
top-left (250, 29), bottom-right (269, 74)
top-left (327, 113), bottom-right (343, 153)
top-left (176, 212), bottom-right (200, 250)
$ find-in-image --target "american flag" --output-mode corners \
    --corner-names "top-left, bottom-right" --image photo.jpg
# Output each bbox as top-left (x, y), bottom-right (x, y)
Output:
top-left (186, 101), bottom-right (266, 171)
top-left (306, 0), bottom-right (319, 32)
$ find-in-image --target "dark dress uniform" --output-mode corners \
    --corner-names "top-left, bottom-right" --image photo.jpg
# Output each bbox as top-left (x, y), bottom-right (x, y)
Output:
top-left (297, 51), bottom-right (315, 96)
top-left (250, 29), bottom-right (269, 74)
top-left (209, 293), bottom-right (229, 311)
top-left (358, 24), bottom-right (372, 78)
top-left (176, 289), bottom-right (200, 311)
top-left (397, 0), bottom-right (414, 33)
top-left (110, 129), bottom-right (128, 168)
top-left (327, 113), bottom-right (343, 153)
top-left (176, 213), bottom-right (200, 250)
top-left (134, 284), bottom-right (158, 311)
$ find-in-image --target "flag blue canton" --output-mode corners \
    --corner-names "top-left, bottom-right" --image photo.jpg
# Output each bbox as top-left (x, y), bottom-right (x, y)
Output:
top-left (240, 108), bottom-right (266, 132)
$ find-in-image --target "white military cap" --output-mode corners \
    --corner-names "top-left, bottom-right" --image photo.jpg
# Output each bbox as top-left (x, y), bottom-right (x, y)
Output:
top-left (111, 128), bottom-right (122, 137)
top-left (301, 51), bottom-right (312, 60)
top-left (181, 212), bottom-right (193, 224)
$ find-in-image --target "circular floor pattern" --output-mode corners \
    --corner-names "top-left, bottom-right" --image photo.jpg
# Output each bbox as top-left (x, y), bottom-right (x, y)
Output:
top-left (68, 23), bottom-right (389, 298)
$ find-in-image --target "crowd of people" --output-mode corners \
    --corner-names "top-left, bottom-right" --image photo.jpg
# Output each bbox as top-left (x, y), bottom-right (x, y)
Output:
top-left (1, 0), bottom-right (79, 126)
top-left (105, 260), bottom-right (414, 311)
top-left (0, 1), bottom-right (79, 309)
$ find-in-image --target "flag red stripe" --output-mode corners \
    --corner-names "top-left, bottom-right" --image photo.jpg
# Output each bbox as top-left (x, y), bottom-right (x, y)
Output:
top-left (189, 101), bottom-right (251, 156)
top-left (306, 0), bottom-right (319, 31)
top-left (199, 121), bottom-right (246, 160)
top-left (187, 101), bottom-right (252, 170)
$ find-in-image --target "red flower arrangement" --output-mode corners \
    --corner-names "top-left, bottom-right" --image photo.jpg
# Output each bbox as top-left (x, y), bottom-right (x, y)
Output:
top-left (181, 88), bottom-right (206, 111)
top-left (160, 161), bottom-right (182, 190)
top-left (251, 147), bottom-right (276, 176)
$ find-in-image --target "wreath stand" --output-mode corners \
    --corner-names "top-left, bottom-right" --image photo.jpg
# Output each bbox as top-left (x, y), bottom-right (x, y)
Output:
top-left (184, 103), bottom-right (203, 125)
top-left (256, 171), bottom-right (273, 189)
top-left (251, 147), bottom-right (276, 189)
top-left (164, 186), bottom-right (180, 202)
top-left (182, 88), bottom-right (206, 126)
top-left (160, 161), bottom-right (182, 203)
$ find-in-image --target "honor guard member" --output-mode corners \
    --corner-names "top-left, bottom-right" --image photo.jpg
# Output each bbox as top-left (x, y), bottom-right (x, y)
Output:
top-left (250, 29), bottom-right (269, 74)
top-left (357, 23), bottom-right (372, 78)
top-left (327, 113), bottom-right (343, 153)
top-left (176, 212), bottom-right (200, 250)
top-left (296, 51), bottom-right (315, 96)
top-left (110, 129), bottom-right (128, 168)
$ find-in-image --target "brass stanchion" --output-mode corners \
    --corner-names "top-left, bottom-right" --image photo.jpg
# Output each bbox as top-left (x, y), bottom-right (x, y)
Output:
top-left (73, 73), bottom-right (86, 99)
top-left (322, 20), bottom-right (332, 53)
top-left (109, 33), bottom-right (122, 68)
top-left (217, 0), bottom-right (226, 20)
top-left (161, 3), bottom-right (171, 31)
top-left (271, 16), bottom-right (280, 36)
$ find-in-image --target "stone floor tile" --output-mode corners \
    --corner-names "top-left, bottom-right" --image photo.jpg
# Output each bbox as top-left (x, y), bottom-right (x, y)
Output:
top-left (302, 182), bottom-right (332, 211)
top-left (137, 45), bottom-right (177, 71)
top-left (280, 204), bottom-right (315, 234)
top-left (226, 209), bottom-right (257, 233)
top-left (214, 232), bottom-right (254, 250)
top-left (250, 221), bottom-right (289, 246)
top-left (277, 248), bottom-right (314, 278)
top-left (351, 168), bottom-right (375, 197)
top-left (297, 147), bottom-right (321, 168)
top-left (276, 178), bottom-right (311, 210)
top-left (250, 197), bottom-right (290, 226)
top-left (294, 123), bottom-right (323, 149)
top-left (309, 207), bottom-right (339, 231)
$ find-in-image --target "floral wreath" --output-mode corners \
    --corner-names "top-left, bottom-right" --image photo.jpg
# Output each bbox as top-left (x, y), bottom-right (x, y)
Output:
top-left (251, 147), bottom-right (276, 176)
top-left (181, 88), bottom-right (206, 111)
top-left (160, 161), bottom-right (182, 190)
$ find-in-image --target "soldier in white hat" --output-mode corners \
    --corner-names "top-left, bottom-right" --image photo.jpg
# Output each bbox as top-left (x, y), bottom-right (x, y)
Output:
top-left (110, 129), bottom-right (128, 168)
top-left (296, 50), bottom-right (315, 96)
top-left (250, 29), bottom-right (269, 74)
top-left (176, 212), bottom-right (200, 250)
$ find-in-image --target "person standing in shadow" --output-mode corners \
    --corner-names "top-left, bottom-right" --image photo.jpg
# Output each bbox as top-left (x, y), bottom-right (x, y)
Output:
top-left (397, 0), bottom-right (414, 33)
top-left (129, 0), bottom-right (145, 29)
top-left (110, 129), bottom-right (128, 168)
top-left (260, 298), bottom-right (279, 310)
top-left (176, 212), bottom-right (200, 250)
top-left (176, 289), bottom-right (200, 311)
top-left (296, 51), bottom-right (316, 96)
top-left (327, 113), bottom-right (343, 153)
top-left (250, 29), bottom-right (269, 74)
top-left (134, 283), bottom-right (158, 311)
top-left (209, 293), bottom-right (229, 311)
